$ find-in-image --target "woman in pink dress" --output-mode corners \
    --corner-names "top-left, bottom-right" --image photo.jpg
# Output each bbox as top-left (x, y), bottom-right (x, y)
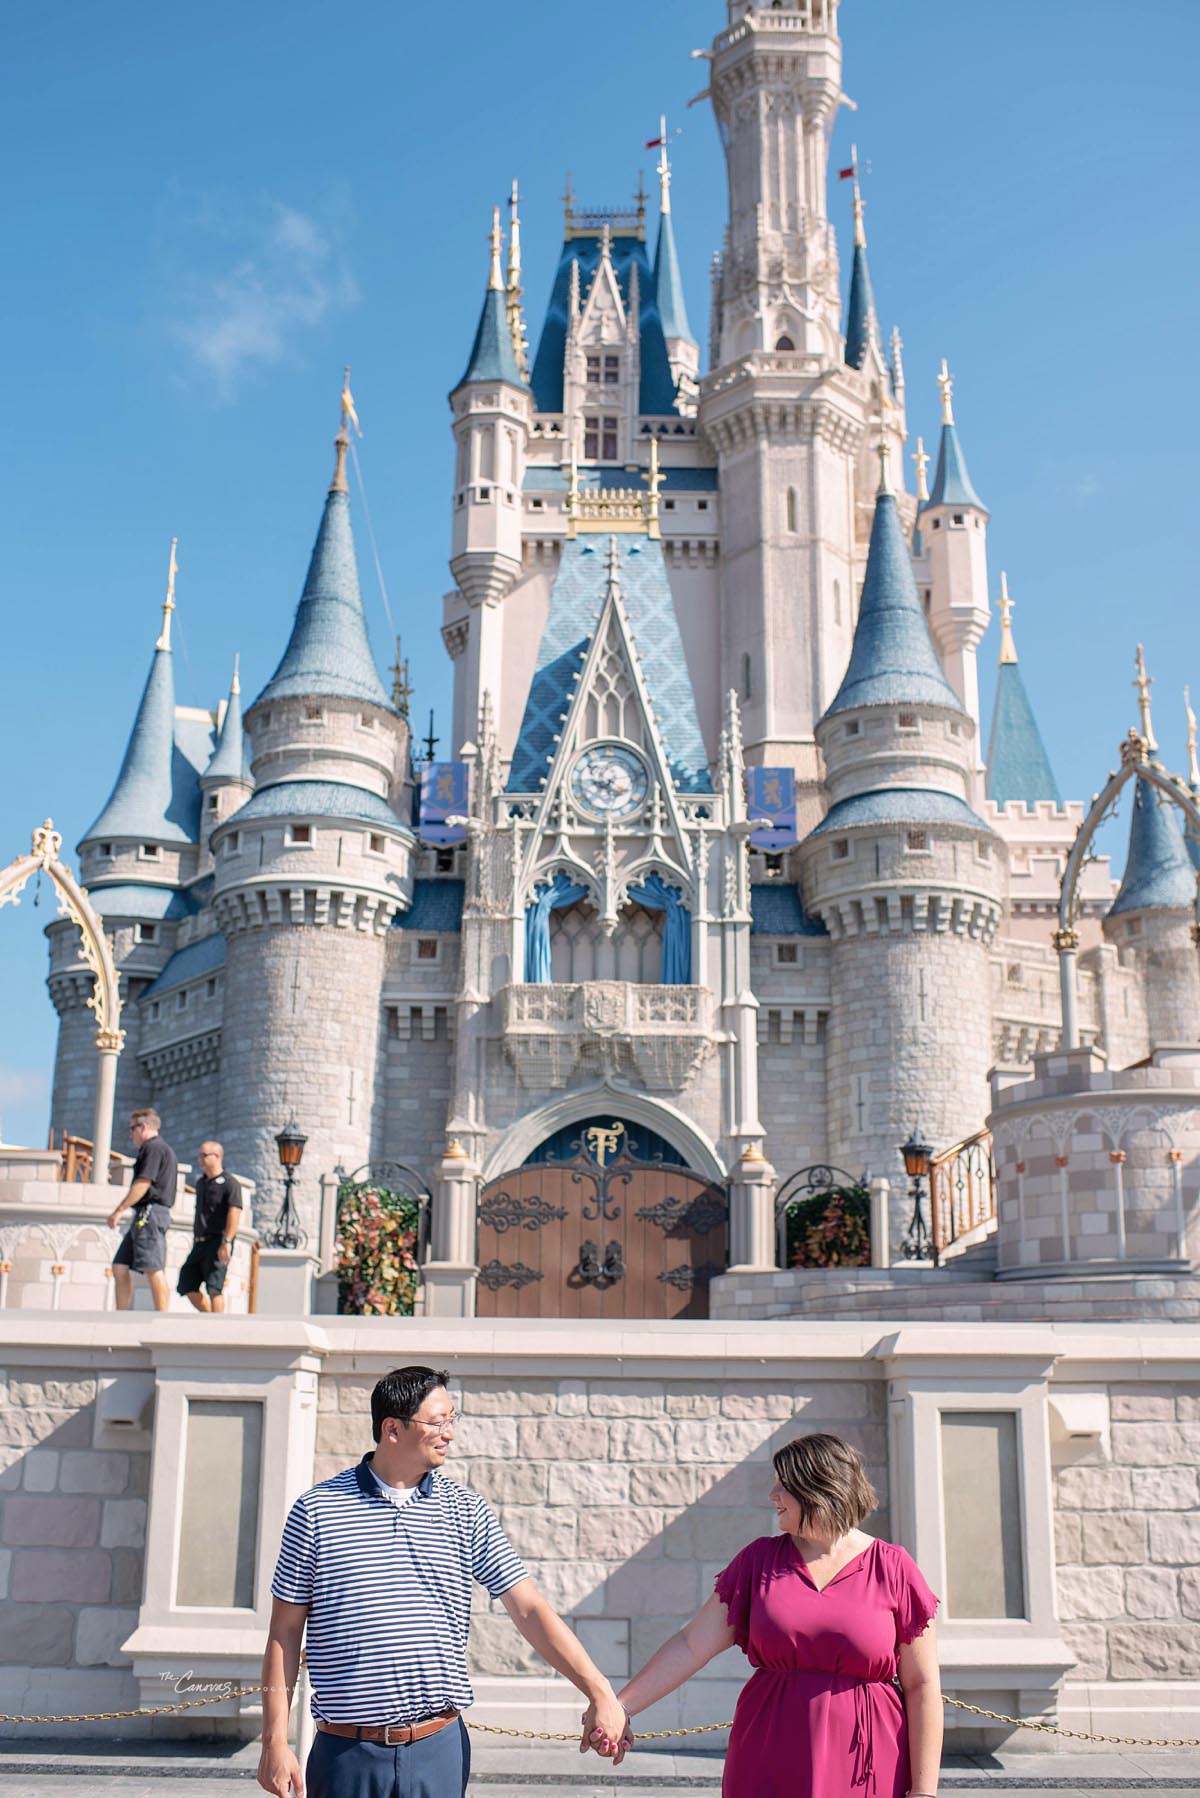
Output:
top-left (593, 1433), bottom-right (941, 1797)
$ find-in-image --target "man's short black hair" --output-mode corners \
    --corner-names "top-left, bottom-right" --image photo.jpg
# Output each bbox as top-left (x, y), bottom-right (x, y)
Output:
top-left (371, 1366), bottom-right (450, 1442)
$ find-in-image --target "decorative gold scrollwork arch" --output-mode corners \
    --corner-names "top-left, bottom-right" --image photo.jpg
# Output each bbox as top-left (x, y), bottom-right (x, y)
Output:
top-left (0, 819), bottom-right (124, 1170)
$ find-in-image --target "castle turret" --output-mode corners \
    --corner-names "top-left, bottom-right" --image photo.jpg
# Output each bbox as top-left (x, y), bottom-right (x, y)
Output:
top-left (198, 658), bottom-right (253, 870)
top-left (921, 361), bottom-right (990, 782)
top-left (799, 449), bottom-right (1005, 1245)
top-left (1102, 649), bottom-right (1200, 1051)
top-left (844, 168), bottom-right (880, 375)
top-left (447, 207), bottom-right (533, 756)
top-left (651, 121), bottom-right (698, 408)
top-left (985, 574), bottom-right (1061, 807)
top-left (212, 409), bottom-right (414, 1230)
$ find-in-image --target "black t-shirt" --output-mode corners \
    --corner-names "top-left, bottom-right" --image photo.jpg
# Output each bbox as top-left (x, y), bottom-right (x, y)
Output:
top-left (132, 1135), bottom-right (178, 1210)
top-left (193, 1171), bottom-right (242, 1240)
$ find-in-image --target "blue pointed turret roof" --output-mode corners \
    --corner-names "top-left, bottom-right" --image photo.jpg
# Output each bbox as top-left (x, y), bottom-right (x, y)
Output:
top-left (204, 666), bottom-right (250, 782)
top-left (927, 417), bottom-right (985, 511)
top-left (456, 285), bottom-right (524, 390)
top-left (82, 636), bottom-right (194, 845)
top-left (986, 663), bottom-right (1060, 808)
top-left (1109, 774), bottom-right (1197, 917)
top-left (530, 230), bottom-right (678, 417)
top-left (844, 239), bottom-right (878, 372)
top-left (252, 449), bottom-right (390, 711)
top-left (823, 492), bottom-right (965, 719)
top-left (653, 208), bottom-right (693, 345)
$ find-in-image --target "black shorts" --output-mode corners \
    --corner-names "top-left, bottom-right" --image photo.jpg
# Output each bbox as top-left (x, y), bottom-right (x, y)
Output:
top-left (177, 1237), bottom-right (229, 1297)
top-left (112, 1206), bottom-right (171, 1275)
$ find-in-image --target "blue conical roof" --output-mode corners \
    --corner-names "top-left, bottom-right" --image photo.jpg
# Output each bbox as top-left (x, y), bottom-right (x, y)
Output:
top-left (986, 661), bottom-right (1061, 807)
top-left (653, 210), bottom-right (693, 345)
top-left (82, 641), bottom-right (193, 845)
top-left (927, 418), bottom-right (985, 511)
top-left (823, 492), bottom-right (965, 719)
top-left (204, 670), bottom-right (250, 781)
top-left (253, 482), bottom-right (390, 710)
top-left (456, 285), bottom-right (524, 390)
top-left (844, 240), bottom-right (878, 371)
top-left (1109, 775), bottom-right (1197, 917)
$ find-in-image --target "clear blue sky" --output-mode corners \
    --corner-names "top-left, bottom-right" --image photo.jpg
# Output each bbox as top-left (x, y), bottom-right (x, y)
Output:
top-left (1, 1), bottom-right (1197, 1146)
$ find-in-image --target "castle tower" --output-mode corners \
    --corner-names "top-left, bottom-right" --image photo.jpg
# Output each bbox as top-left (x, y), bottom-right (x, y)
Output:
top-left (50, 549), bottom-right (198, 1139)
top-left (921, 361), bottom-right (991, 780)
top-left (798, 453), bottom-right (1005, 1242)
top-left (212, 416), bottom-right (414, 1227)
top-left (1102, 650), bottom-right (1200, 1051)
top-left (651, 121), bottom-right (699, 409)
top-left (198, 658), bottom-right (253, 874)
top-left (985, 574), bottom-right (1061, 807)
top-left (700, 0), bottom-right (878, 815)
top-left (447, 208), bottom-right (533, 754)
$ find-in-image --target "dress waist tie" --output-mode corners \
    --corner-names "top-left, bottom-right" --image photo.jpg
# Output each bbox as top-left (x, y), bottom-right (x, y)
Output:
top-left (849, 1678), bottom-right (877, 1794)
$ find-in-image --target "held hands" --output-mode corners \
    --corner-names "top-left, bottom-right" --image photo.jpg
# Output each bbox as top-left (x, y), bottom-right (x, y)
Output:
top-left (581, 1701), bottom-right (634, 1765)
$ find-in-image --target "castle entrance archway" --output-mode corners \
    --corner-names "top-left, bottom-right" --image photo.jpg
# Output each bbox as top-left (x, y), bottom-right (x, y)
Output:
top-left (475, 1119), bottom-right (728, 1319)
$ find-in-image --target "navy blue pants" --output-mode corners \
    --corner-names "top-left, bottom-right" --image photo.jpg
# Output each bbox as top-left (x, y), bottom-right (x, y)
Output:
top-left (306, 1720), bottom-right (470, 1798)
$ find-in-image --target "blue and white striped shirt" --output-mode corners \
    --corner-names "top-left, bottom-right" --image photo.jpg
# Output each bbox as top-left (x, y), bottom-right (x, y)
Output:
top-left (271, 1454), bottom-right (527, 1725)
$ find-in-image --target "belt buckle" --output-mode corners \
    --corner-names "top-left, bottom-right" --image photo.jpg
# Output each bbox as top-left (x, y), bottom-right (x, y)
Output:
top-left (384, 1723), bottom-right (413, 1746)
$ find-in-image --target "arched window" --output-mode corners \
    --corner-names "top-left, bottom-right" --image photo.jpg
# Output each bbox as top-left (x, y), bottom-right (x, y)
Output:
top-left (775, 334), bottom-right (795, 352)
top-left (786, 487), bottom-right (798, 533)
top-left (742, 652), bottom-right (752, 700)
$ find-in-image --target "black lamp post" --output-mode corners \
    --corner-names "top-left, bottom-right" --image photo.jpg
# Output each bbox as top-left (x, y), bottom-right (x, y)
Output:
top-left (266, 1121), bottom-right (308, 1250)
top-left (899, 1126), bottom-right (936, 1264)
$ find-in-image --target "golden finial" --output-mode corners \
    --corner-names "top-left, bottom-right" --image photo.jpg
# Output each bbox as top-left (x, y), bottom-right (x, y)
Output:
top-left (656, 114), bottom-right (672, 216)
top-left (998, 572), bottom-right (1018, 666)
top-left (850, 145), bottom-right (866, 248)
top-left (1133, 644), bottom-right (1158, 754)
top-left (230, 652), bottom-right (241, 697)
top-left (157, 537), bottom-right (178, 650)
top-left (912, 436), bottom-right (930, 503)
top-left (563, 172), bottom-right (575, 232)
top-left (444, 1139), bottom-right (468, 1161)
top-left (646, 435), bottom-right (663, 538)
top-left (937, 358), bottom-right (955, 426)
top-left (1186, 687), bottom-right (1200, 787)
top-left (340, 366), bottom-right (361, 437)
top-left (330, 426), bottom-right (349, 494)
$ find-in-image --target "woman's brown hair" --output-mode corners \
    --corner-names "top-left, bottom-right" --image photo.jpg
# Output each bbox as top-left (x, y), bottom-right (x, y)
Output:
top-left (772, 1433), bottom-right (878, 1537)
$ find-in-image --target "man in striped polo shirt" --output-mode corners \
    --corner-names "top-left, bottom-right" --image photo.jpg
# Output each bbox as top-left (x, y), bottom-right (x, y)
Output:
top-left (257, 1365), bottom-right (626, 1797)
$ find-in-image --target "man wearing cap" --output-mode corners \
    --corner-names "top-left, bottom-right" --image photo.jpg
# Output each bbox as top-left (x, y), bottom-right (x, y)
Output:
top-left (258, 1364), bottom-right (626, 1798)
top-left (107, 1108), bottom-right (178, 1311)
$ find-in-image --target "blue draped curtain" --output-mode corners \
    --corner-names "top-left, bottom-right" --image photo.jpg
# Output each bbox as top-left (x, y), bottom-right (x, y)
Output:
top-left (626, 871), bottom-right (692, 985)
top-left (524, 871), bottom-right (588, 983)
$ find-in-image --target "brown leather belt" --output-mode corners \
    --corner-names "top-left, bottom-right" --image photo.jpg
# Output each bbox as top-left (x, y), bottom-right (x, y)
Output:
top-left (317, 1709), bottom-right (459, 1746)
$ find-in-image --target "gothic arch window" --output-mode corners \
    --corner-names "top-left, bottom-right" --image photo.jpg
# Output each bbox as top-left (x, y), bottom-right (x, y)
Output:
top-left (742, 652), bottom-right (753, 701)
top-left (786, 487), bottom-right (798, 533)
top-left (775, 334), bottom-right (795, 352)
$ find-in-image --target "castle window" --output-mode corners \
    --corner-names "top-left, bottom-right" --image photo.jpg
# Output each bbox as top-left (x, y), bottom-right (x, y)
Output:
top-left (224, 832), bottom-right (240, 855)
top-left (764, 853), bottom-right (784, 877)
top-left (368, 833), bottom-right (386, 855)
top-left (177, 990), bottom-right (188, 1011)
top-left (479, 484), bottom-right (491, 501)
top-left (776, 942), bottom-right (799, 965)
top-left (584, 416), bottom-right (618, 461)
top-left (775, 335), bottom-right (795, 352)
top-left (952, 513), bottom-right (965, 526)
top-left (664, 498), bottom-right (676, 511)
top-left (100, 844), bottom-right (112, 857)
top-left (845, 720), bottom-right (859, 738)
top-left (786, 488), bottom-right (798, 532)
top-left (931, 518), bottom-right (941, 531)
top-left (742, 652), bottom-right (752, 700)
top-left (207, 793), bottom-right (220, 812)
top-left (604, 354), bottom-right (620, 385)
top-left (148, 1001), bottom-right (159, 1020)
top-left (416, 938), bottom-right (439, 961)
top-left (305, 706), bottom-right (322, 722)
top-left (137, 923), bottom-right (156, 942)
top-left (948, 721), bottom-right (961, 737)
top-left (289, 824), bottom-right (312, 846)
top-left (905, 829), bottom-right (930, 853)
top-left (435, 847), bottom-right (456, 873)
top-left (897, 711), bottom-right (919, 731)
top-left (360, 713), bottom-right (375, 729)
top-left (697, 499), bottom-right (708, 512)
top-left (977, 839), bottom-right (991, 860)
top-left (1006, 963), bottom-right (1023, 985)
top-left (832, 838), bottom-right (850, 862)
top-left (138, 843), bottom-right (161, 860)
top-left (206, 978), bottom-right (217, 998)
top-left (260, 709), bottom-right (272, 728)
top-left (530, 497), bottom-right (544, 510)
top-left (586, 352), bottom-right (600, 384)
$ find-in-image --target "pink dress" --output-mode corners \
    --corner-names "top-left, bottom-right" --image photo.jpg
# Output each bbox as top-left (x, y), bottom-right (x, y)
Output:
top-left (714, 1535), bottom-right (938, 1797)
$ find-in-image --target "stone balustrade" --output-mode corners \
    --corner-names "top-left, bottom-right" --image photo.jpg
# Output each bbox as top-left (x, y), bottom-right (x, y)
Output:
top-left (496, 982), bottom-right (717, 1090)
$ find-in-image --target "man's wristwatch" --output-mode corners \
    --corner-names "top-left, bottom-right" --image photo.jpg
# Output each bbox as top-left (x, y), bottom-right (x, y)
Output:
top-left (222, 1236), bottom-right (234, 1245)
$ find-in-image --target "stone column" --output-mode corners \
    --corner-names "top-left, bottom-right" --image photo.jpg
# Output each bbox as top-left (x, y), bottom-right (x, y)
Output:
top-left (727, 1144), bottom-right (777, 1271)
top-left (91, 1035), bottom-right (121, 1183)
top-left (421, 1142), bottom-right (479, 1317)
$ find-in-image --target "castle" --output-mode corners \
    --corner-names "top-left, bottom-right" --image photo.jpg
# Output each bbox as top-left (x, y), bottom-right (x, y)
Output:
top-left (45, 0), bottom-right (1200, 1318)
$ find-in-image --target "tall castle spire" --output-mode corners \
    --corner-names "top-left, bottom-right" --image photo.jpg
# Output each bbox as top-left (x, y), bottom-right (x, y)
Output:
top-left (844, 154), bottom-right (880, 372)
top-left (82, 545), bottom-right (189, 846)
top-left (927, 358), bottom-right (986, 509)
top-left (455, 207), bottom-right (526, 391)
top-left (985, 573), bottom-right (1061, 807)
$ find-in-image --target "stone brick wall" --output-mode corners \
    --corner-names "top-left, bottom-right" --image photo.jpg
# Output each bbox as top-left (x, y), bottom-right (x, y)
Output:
top-left (1054, 1382), bottom-right (1200, 1687)
top-left (0, 1368), bottom-right (147, 1718)
top-left (314, 1368), bottom-right (887, 1726)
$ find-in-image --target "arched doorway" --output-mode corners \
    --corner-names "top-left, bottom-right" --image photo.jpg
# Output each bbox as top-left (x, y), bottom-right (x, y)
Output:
top-left (475, 1119), bottom-right (728, 1320)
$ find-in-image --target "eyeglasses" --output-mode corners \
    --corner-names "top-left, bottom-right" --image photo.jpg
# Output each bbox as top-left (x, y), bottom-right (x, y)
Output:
top-left (409, 1411), bottom-right (458, 1432)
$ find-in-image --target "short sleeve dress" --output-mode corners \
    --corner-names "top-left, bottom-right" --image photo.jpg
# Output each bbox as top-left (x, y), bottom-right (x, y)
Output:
top-left (713, 1534), bottom-right (938, 1797)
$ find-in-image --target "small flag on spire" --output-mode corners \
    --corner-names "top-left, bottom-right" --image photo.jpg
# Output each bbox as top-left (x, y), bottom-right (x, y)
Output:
top-left (341, 367), bottom-right (361, 438)
top-left (838, 165), bottom-right (856, 180)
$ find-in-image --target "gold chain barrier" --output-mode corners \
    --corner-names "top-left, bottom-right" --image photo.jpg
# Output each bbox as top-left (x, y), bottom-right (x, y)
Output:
top-left (0, 1688), bottom-right (1197, 1748)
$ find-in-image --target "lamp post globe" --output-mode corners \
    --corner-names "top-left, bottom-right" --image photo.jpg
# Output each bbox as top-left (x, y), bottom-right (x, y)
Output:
top-left (899, 1126), bottom-right (936, 1263)
top-left (267, 1121), bottom-right (308, 1249)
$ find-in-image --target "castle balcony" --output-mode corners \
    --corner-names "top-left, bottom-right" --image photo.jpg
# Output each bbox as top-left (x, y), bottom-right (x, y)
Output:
top-left (496, 981), bottom-right (717, 1092)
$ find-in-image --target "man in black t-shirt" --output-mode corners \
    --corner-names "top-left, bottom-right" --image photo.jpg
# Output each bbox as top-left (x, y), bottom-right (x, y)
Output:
top-left (178, 1142), bottom-right (243, 1314)
top-left (108, 1108), bottom-right (178, 1311)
